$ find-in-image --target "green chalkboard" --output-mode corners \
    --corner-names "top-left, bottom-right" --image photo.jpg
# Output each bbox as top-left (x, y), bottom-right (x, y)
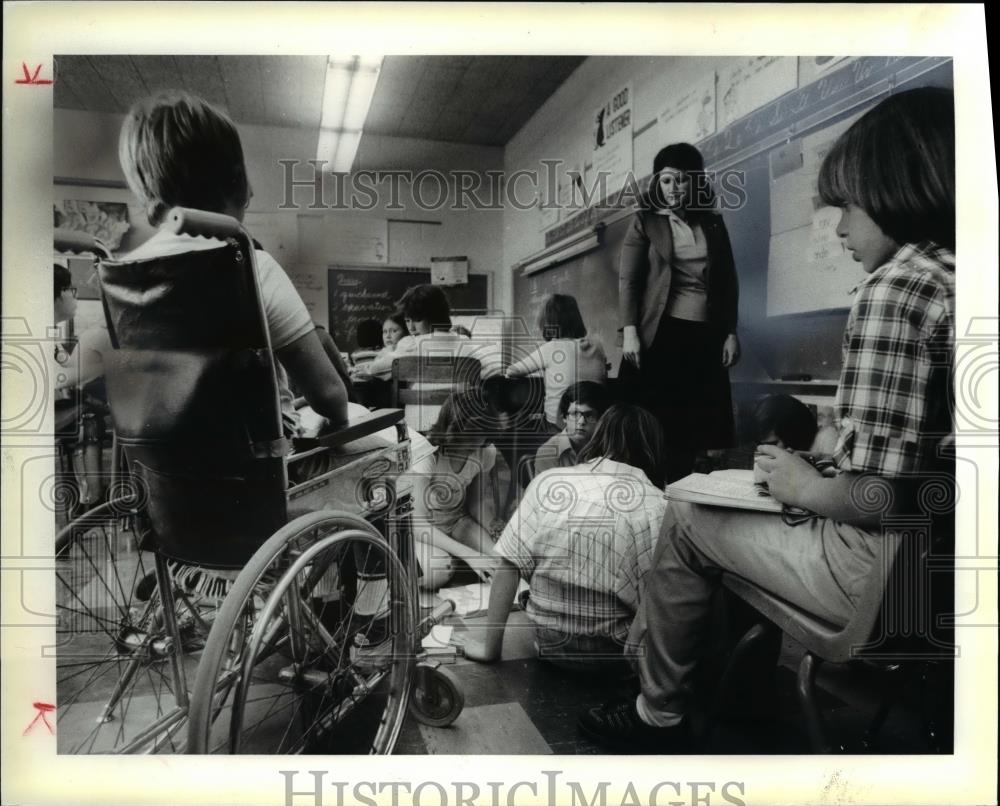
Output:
top-left (328, 266), bottom-right (489, 352)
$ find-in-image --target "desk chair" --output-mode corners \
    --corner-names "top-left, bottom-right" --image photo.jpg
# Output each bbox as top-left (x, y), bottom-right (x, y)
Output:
top-left (717, 483), bottom-right (955, 753)
top-left (390, 354), bottom-right (481, 432)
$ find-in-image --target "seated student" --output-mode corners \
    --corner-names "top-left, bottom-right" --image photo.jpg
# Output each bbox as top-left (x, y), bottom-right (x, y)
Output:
top-left (752, 393), bottom-right (818, 451)
top-left (533, 381), bottom-right (611, 477)
top-left (752, 393), bottom-right (839, 460)
top-left (408, 390), bottom-right (506, 590)
top-left (580, 86), bottom-right (956, 750)
top-left (461, 404), bottom-right (668, 674)
top-left (364, 284), bottom-right (502, 380)
top-left (506, 294), bottom-right (608, 431)
top-left (350, 313), bottom-right (407, 382)
top-left (115, 89), bottom-right (349, 439)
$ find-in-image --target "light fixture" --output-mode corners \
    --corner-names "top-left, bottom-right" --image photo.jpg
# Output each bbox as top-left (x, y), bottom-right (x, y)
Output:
top-left (316, 55), bottom-right (383, 173)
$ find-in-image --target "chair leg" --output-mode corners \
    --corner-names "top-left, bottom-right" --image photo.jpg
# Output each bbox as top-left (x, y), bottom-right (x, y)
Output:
top-left (797, 652), bottom-right (830, 753)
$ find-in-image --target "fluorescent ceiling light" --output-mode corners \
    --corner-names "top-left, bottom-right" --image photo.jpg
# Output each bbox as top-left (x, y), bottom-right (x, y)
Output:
top-left (316, 55), bottom-right (383, 173)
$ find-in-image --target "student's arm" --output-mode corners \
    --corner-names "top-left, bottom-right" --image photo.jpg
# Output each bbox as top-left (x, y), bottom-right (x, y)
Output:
top-left (365, 336), bottom-right (415, 379)
top-left (756, 445), bottom-right (905, 529)
top-left (275, 330), bottom-right (349, 428)
top-left (409, 472), bottom-right (496, 581)
top-left (505, 344), bottom-right (546, 378)
top-left (460, 558), bottom-right (520, 663)
top-left (315, 327), bottom-right (354, 401)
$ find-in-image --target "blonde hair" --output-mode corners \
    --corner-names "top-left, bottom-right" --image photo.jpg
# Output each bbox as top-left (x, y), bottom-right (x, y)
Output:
top-left (119, 90), bottom-right (251, 225)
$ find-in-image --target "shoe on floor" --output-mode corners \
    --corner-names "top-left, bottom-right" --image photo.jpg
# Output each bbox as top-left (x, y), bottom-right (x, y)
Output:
top-left (577, 698), bottom-right (693, 753)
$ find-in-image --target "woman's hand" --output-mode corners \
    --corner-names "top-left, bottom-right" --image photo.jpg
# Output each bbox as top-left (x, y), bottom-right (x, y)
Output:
top-left (755, 444), bottom-right (820, 507)
top-left (622, 326), bottom-right (641, 369)
top-left (721, 333), bottom-right (741, 368)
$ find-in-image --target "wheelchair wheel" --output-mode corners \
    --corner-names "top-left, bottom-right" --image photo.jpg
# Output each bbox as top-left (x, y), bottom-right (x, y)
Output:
top-left (54, 501), bottom-right (199, 753)
top-left (187, 511), bottom-right (416, 754)
top-left (408, 662), bottom-right (464, 727)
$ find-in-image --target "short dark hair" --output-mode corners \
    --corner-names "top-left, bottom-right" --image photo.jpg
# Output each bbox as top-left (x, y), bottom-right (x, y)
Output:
top-left (578, 404), bottom-right (667, 489)
top-left (558, 381), bottom-right (611, 419)
top-left (54, 264), bottom-right (72, 299)
top-left (385, 312), bottom-right (408, 334)
top-left (818, 87), bottom-right (955, 251)
top-left (648, 142), bottom-right (715, 218)
top-left (119, 90), bottom-right (251, 226)
top-left (752, 394), bottom-right (817, 452)
top-left (397, 284), bottom-right (451, 329)
top-left (538, 294), bottom-right (587, 340)
top-left (355, 318), bottom-right (384, 350)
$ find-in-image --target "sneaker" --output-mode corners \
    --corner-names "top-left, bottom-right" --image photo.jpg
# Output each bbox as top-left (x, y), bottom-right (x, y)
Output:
top-left (350, 613), bottom-right (393, 671)
top-left (577, 698), bottom-right (693, 753)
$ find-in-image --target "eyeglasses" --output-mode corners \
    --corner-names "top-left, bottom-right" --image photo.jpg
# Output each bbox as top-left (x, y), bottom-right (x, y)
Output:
top-left (565, 409), bottom-right (598, 424)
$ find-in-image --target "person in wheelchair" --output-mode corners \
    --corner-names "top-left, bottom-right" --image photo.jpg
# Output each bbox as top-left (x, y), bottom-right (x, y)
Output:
top-left (53, 89), bottom-right (434, 754)
top-left (118, 90), bottom-right (350, 439)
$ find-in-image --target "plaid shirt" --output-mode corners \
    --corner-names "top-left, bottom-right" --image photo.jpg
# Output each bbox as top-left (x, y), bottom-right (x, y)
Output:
top-left (834, 242), bottom-right (955, 476)
top-left (496, 458), bottom-right (667, 643)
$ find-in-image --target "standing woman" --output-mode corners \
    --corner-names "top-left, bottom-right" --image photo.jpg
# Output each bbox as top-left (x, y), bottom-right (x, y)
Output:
top-left (619, 142), bottom-right (740, 482)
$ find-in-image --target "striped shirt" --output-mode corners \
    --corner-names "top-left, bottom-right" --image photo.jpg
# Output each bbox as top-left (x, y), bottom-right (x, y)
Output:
top-left (495, 458), bottom-right (667, 643)
top-left (833, 242), bottom-right (955, 476)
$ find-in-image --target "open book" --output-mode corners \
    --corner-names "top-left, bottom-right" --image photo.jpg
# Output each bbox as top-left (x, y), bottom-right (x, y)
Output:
top-left (666, 470), bottom-right (784, 513)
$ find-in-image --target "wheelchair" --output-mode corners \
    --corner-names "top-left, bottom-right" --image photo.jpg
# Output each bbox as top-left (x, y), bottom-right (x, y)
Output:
top-left (53, 211), bottom-right (463, 754)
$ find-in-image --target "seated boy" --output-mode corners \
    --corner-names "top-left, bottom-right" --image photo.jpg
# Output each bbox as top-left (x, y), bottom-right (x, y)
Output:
top-left (361, 284), bottom-right (503, 381)
top-left (752, 393), bottom-right (838, 455)
top-left (533, 381), bottom-right (611, 477)
top-left (117, 89), bottom-right (348, 439)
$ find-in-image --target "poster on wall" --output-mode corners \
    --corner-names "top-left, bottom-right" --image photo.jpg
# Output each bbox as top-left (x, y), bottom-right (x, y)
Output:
top-left (766, 111), bottom-right (865, 316)
top-left (658, 72), bottom-right (717, 148)
top-left (718, 56), bottom-right (798, 129)
top-left (591, 82), bottom-right (633, 199)
top-left (53, 199), bottom-right (131, 251)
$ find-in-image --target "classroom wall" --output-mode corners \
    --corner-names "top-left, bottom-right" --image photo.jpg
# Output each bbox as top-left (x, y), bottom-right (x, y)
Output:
top-left (53, 107), bottom-right (505, 333)
top-left (501, 56), bottom-right (756, 317)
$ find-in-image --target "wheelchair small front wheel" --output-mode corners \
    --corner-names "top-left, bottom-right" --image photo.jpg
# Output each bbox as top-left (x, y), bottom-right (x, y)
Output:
top-left (408, 662), bottom-right (464, 727)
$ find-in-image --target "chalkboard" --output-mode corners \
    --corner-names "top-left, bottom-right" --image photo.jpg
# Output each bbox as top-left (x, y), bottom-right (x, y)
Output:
top-left (515, 57), bottom-right (953, 381)
top-left (328, 266), bottom-right (489, 352)
top-left (512, 219), bottom-right (628, 372)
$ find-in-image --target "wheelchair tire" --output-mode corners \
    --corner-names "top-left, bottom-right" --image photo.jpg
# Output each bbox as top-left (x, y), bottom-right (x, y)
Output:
top-left (54, 500), bottom-right (197, 753)
top-left (408, 662), bottom-right (465, 727)
top-left (187, 510), bottom-right (416, 754)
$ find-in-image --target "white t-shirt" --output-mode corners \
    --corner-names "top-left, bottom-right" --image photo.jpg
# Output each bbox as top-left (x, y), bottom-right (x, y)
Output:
top-left (365, 331), bottom-right (503, 381)
top-left (123, 229), bottom-right (314, 432)
top-left (506, 337), bottom-right (608, 427)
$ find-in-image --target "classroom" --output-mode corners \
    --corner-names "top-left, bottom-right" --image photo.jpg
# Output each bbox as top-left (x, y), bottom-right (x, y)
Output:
top-left (50, 52), bottom-right (957, 758)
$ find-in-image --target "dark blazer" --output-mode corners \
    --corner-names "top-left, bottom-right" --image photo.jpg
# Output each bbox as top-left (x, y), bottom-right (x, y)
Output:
top-left (619, 209), bottom-right (739, 349)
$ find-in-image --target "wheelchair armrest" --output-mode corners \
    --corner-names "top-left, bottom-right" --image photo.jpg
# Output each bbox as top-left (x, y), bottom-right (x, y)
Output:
top-left (295, 408), bottom-right (405, 451)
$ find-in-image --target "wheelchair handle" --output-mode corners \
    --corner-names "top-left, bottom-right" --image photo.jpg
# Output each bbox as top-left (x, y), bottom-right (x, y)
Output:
top-left (54, 228), bottom-right (112, 259)
top-left (165, 207), bottom-right (244, 240)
